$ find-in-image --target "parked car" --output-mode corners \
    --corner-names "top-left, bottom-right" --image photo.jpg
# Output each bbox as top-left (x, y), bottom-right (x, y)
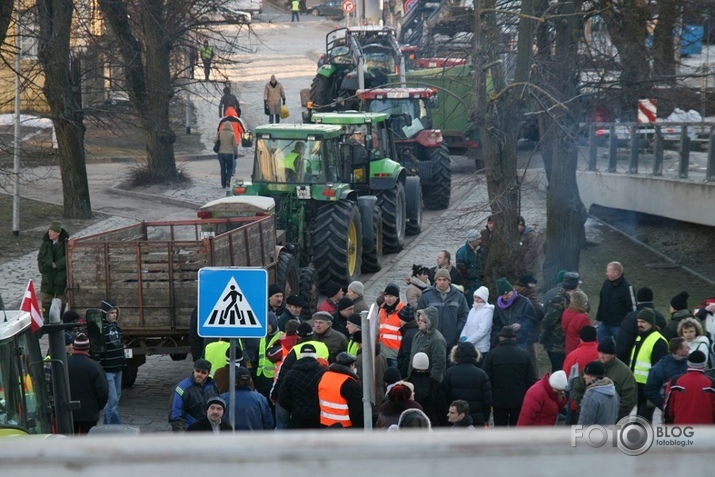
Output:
top-left (199, 4), bottom-right (252, 24)
top-left (307, 0), bottom-right (344, 17)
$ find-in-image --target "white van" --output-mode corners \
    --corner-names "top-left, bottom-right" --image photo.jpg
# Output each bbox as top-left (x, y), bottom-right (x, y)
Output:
top-left (233, 0), bottom-right (262, 14)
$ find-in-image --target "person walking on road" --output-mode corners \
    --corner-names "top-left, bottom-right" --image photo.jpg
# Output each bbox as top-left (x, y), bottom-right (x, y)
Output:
top-left (216, 121), bottom-right (238, 189)
top-left (200, 40), bottom-right (214, 81)
top-left (264, 75), bottom-right (286, 124)
top-left (219, 85), bottom-right (241, 117)
top-left (68, 334), bottom-right (108, 434)
top-left (37, 221), bottom-right (69, 319)
top-left (291, 0), bottom-right (301, 22)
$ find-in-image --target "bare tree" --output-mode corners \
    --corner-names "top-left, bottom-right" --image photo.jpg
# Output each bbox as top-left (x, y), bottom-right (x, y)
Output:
top-left (0, 0), bottom-right (12, 48)
top-left (475, 0), bottom-right (537, 284)
top-left (37, 0), bottom-right (92, 218)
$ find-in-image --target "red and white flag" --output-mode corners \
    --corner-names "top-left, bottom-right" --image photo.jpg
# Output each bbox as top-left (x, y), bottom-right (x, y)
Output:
top-left (21, 279), bottom-right (44, 332)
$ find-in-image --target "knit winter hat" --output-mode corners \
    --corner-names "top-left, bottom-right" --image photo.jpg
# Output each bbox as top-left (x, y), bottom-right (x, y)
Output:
top-left (518, 274), bottom-right (537, 286)
top-left (688, 350), bottom-right (707, 369)
top-left (224, 346), bottom-right (244, 365)
top-left (473, 286), bottom-right (489, 303)
top-left (347, 313), bottom-right (362, 326)
top-left (555, 269), bottom-right (568, 284)
top-left (324, 281), bottom-right (342, 298)
top-left (49, 221), bottom-right (62, 233)
top-left (597, 339), bottom-right (616, 355)
top-left (496, 278), bottom-right (513, 296)
top-left (312, 311), bottom-right (333, 322)
top-left (499, 326), bottom-right (517, 339)
top-left (383, 367), bottom-right (402, 385)
top-left (637, 308), bottom-right (655, 327)
top-left (636, 287), bottom-right (654, 302)
top-left (337, 297), bottom-right (354, 311)
top-left (73, 333), bottom-right (89, 352)
top-left (62, 310), bottom-right (82, 324)
top-left (549, 370), bottom-right (568, 391)
top-left (348, 281), bottom-right (364, 295)
top-left (384, 283), bottom-right (401, 297)
top-left (268, 284), bottom-right (283, 298)
top-left (412, 352), bottom-right (429, 371)
top-left (670, 291), bottom-right (689, 311)
top-left (297, 322), bottom-right (314, 337)
top-left (206, 396), bottom-right (226, 412)
top-left (583, 360), bottom-right (606, 379)
top-left (433, 268), bottom-right (451, 281)
top-left (398, 305), bottom-right (415, 322)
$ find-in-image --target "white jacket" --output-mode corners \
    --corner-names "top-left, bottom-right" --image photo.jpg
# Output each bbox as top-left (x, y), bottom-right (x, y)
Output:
top-left (460, 303), bottom-right (494, 353)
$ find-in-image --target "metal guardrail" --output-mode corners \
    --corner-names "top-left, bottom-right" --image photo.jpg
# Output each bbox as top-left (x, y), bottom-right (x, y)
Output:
top-left (586, 122), bottom-right (715, 182)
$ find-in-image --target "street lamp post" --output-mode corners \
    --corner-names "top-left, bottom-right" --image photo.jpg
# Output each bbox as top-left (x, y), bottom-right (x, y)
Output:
top-left (13, 0), bottom-right (22, 237)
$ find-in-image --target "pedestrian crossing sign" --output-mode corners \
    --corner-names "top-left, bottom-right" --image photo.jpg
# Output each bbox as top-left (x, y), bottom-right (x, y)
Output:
top-left (198, 267), bottom-right (268, 338)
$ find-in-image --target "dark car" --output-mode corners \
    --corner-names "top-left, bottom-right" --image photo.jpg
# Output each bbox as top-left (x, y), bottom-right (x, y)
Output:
top-left (307, 0), bottom-right (344, 17)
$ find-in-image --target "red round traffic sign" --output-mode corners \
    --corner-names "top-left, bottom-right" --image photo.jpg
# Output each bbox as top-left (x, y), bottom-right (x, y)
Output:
top-left (342, 0), bottom-right (355, 13)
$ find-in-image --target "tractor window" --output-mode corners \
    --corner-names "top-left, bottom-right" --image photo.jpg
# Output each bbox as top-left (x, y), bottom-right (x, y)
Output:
top-left (0, 326), bottom-right (50, 434)
top-left (254, 138), bottom-right (329, 184)
top-left (366, 98), bottom-right (428, 139)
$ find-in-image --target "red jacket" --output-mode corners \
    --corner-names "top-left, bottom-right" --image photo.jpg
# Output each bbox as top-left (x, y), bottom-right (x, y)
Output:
top-left (664, 369), bottom-right (715, 424)
top-left (563, 342), bottom-right (599, 376)
top-left (561, 309), bottom-right (592, 355)
top-left (517, 374), bottom-right (566, 426)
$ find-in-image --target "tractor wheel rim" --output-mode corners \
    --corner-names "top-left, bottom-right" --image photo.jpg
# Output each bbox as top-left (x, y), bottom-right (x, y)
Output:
top-left (347, 219), bottom-right (358, 275)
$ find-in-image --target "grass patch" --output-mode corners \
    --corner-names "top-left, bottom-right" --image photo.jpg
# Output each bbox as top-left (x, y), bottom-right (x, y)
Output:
top-left (0, 194), bottom-right (107, 264)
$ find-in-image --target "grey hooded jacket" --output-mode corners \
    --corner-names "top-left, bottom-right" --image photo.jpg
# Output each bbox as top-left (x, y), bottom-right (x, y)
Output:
top-left (409, 307), bottom-right (447, 382)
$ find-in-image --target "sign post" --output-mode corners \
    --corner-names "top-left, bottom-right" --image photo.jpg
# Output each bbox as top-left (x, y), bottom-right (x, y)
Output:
top-left (198, 267), bottom-right (268, 430)
top-left (342, 0), bottom-right (354, 27)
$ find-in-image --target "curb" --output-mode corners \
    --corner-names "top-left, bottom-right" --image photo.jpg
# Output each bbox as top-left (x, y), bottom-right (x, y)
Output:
top-left (108, 184), bottom-right (204, 211)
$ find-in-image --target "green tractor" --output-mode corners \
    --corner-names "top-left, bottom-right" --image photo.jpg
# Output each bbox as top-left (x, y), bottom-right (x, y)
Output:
top-left (230, 112), bottom-right (421, 294)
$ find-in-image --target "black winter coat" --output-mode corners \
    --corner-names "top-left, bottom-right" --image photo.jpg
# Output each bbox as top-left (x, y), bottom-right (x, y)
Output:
top-left (483, 339), bottom-right (537, 409)
top-left (67, 353), bottom-right (109, 422)
top-left (596, 275), bottom-right (636, 326)
top-left (397, 321), bottom-right (419, 378)
top-left (278, 357), bottom-right (326, 429)
top-left (186, 416), bottom-right (232, 432)
top-left (442, 357), bottom-right (492, 426)
top-left (37, 229), bottom-right (69, 295)
top-left (407, 370), bottom-right (448, 427)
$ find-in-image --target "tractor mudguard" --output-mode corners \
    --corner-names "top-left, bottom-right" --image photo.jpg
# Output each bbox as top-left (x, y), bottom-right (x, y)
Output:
top-left (317, 64), bottom-right (336, 78)
top-left (368, 158), bottom-right (405, 190)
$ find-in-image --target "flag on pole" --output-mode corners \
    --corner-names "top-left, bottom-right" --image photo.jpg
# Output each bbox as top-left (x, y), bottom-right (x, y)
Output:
top-left (21, 280), bottom-right (44, 332)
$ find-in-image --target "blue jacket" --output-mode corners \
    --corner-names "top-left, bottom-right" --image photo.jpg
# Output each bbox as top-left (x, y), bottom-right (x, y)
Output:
top-left (220, 387), bottom-right (274, 430)
top-left (418, 285), bottom-right (469, 349)
top-left (169, 375), bottom-right (219, 431)
top-left (644, 354), bottom-right (688, 410)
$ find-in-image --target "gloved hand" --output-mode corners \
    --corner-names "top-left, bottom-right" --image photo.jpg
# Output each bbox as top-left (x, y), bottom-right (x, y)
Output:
top-left (264, 100), bottom-right (268, 108)
top-left (282, 98), bottom-right (286, 105)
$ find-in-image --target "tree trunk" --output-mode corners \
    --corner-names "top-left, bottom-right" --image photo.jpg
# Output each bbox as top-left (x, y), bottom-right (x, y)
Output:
top-left (37, 0), bottom-right (93, 219)
top-left (599, 0), bottom-right (652, 118)
top-left (651, 0), bottom-right (678, 85)
top-left (98, 0), bottom-right (179, 182)
top-left (536, 0), bottom-right (588, 288)
top-left (475, 0), bottom-right (535, 286)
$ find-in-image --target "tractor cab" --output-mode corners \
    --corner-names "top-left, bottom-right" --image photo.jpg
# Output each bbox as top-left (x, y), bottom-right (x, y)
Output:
top-left (0, 311), bottom-right (53, 436)
top-left (358, 88), bottom-right (437, 139)
top-left (250, 124), bottom-right (344, 185)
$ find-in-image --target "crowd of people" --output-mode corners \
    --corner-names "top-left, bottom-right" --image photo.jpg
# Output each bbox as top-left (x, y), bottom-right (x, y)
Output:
top-left (41, 213), bottom-right (715, 433)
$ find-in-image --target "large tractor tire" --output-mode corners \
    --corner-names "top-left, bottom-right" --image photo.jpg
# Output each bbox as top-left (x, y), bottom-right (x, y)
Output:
top-left (361, 205), bottom-right (383, 273)
top-left (310, 74), bottom-right (335, 111)
top-left (121, 355), bottom-right (144, 389)
top-left (299, 265), bottom-right (320, 321)
top-left (276, 252), bottom-right (300, 297)
top-left (313, 201), bottom-right (363, 290)
top-left (423, 144), bottom-right (451, 210)
top-left (377, 182), bottom-right (407, 253)
top-left (405, 176), bottom-right (423, 236)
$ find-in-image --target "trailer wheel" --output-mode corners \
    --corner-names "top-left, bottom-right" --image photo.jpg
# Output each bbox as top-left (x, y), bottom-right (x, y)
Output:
top-left (377, 182), bottom-right (406, 253)
top-left (299, 265), bottom-right (320, 320)
top-left (313, 201), bottom-right (362, 290)
top-left (405, 176), bottom-right (423, 236)
top-left (362, 205), bottom-right (383, 273)
top-left (170, 353), bottom-right (188, 361)
top-left (310, 74), bottom-right (334, 111)
top-left (276, 252), bottom-right (300, 297)
top-left (424, 144), bottom-right (451, 210)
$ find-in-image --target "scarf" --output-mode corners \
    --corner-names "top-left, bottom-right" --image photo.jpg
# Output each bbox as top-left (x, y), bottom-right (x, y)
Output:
top-left (497, 291), bottom-right (519, 309)
top-left (383, 301), bottom-right (399, 314)
top-left (410, 276), bottom-right (430, 290)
